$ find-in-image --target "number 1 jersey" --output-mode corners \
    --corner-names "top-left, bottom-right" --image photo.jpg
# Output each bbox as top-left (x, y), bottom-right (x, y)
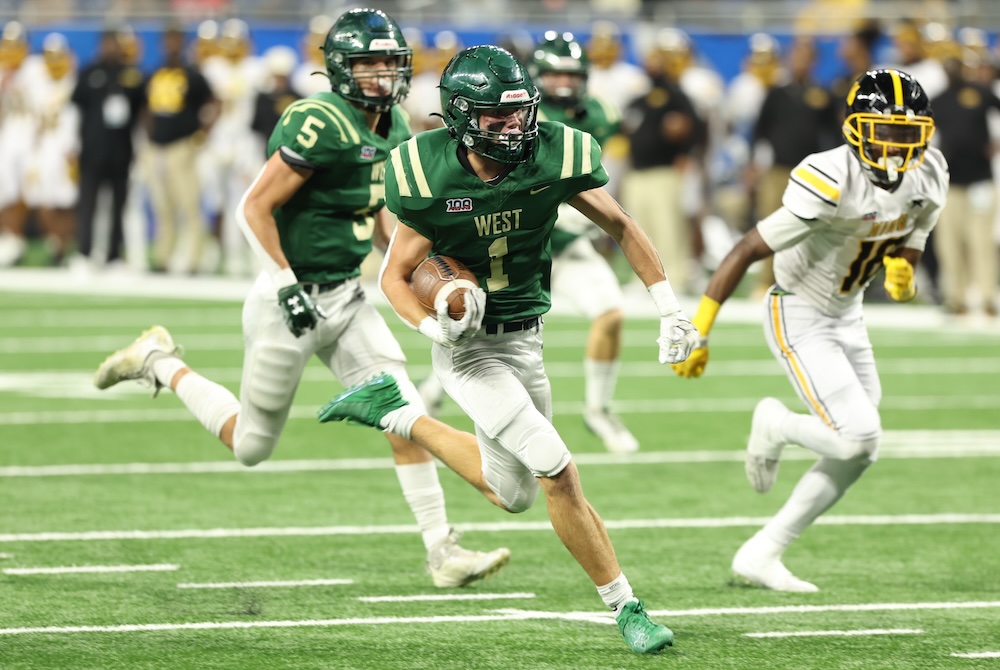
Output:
top-left (385, 122), bottom-right (608, 324)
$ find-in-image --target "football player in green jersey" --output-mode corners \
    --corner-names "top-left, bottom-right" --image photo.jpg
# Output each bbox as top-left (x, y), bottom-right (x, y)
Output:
top-left (92, 9), bottom-right (510, 589)
top-left (416, 31), bottom-right (640, 454)
top-left (318, 45), bottom-right (698, 654)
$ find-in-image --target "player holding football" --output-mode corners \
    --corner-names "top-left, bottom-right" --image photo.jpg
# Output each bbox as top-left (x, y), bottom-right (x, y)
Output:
top-left (319, 45), bottom-right (698, 654)
top-left (92, 9), bottom-right (510, 589)
top-left (415, 31), bottom-right (638, 453)
top-left (673, 69), bottom-right (948, 591)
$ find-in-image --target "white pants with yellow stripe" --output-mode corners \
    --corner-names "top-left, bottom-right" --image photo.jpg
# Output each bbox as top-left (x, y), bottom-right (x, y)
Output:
top-left (762, 288), bottom-right (882, 443)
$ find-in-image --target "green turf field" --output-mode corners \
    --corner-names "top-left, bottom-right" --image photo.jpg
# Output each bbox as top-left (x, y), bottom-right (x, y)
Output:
top-left (1, 290), bottom-right (998, 669)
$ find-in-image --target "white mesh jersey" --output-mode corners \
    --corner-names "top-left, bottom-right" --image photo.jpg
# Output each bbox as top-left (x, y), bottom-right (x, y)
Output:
top-left (757, 144), bottom-right (949, 317)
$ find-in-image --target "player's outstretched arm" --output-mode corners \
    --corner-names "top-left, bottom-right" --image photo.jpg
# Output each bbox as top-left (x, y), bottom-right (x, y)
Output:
top-left (569, 187), bottom-right (699, 365)
top-left (673, 226), bottom-right (775, 378)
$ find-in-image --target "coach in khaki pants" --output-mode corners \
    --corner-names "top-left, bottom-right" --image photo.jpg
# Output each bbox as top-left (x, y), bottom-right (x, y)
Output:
top-left (931, 58), bottom-right (1000, 316)
top-left (144, 25), bottom-right (217, 273)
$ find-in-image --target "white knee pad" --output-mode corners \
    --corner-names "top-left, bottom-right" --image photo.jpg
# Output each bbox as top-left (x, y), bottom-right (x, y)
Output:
top-left (233, 424), bottom-right (278, 467)
top-left (494, 410), bottom-right (572, 479)
top-left (246, 343), bottom-right (301, 412)
top-left (486, 469), bottom-right (540, 514)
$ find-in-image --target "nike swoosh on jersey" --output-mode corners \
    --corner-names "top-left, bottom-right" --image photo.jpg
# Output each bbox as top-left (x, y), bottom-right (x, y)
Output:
top-left (529, 185), bottom-right (552, 195)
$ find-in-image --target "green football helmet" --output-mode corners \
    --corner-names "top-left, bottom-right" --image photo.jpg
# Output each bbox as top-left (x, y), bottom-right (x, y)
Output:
top-left (322, 8), bottom-right (412, 112)
top-left (531, 30), bottom-right (589, 106)
top-left (439, 45), bottom-right (540, 164)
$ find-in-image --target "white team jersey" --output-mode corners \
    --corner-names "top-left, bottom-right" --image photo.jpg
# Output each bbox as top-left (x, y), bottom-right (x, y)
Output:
top-left (757, 144), bottom-right (950, 317)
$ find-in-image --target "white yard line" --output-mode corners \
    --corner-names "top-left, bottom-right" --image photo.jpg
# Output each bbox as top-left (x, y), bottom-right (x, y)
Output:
top-left (358, 592), bottom-right (535, 603)
top-left (952, 652), bottom-right (1000, 658)
top-left (1, 600), bottom-right (997, 636)
top-left (2, 514), bottom-right (999, 544)
top-left (2, 435), bottom-right (1000, 478)
top-left (4, 395), bottom-right (1000, 426)
top-left (3, 563), bottom-right (179, 575)
top-left (0, 552), bottom-right (12, 559)
top-left (177, 578), bottom-right (353, 589)
top-left (744, 628), bottom-right (924, 638)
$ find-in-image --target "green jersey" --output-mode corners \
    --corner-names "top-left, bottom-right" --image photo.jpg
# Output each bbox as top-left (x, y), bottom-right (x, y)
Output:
top-left (386, 121), bottom-right (608, 324)
top-left (538, 95), bottom-right (621, 255)
top-left (267, 92), bottom-right (411, 283)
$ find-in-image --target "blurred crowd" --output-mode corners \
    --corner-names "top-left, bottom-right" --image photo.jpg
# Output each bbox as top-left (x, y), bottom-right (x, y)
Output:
top-left (0, 15), bottom-right (998, 315)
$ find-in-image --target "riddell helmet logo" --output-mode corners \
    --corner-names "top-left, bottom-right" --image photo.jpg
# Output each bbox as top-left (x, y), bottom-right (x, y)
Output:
top-left (446, 197), bottom-right (473, 212)
top-left (368, 39), bottom-right (399, 49)
top-left (500, 89), bottom-right (529, 103)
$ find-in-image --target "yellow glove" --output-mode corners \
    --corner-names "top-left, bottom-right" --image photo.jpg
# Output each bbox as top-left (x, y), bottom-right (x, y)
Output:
top-left (883, 256), bottom-right (916, 302)
top-left (671, 295), bottom-right (720, 379)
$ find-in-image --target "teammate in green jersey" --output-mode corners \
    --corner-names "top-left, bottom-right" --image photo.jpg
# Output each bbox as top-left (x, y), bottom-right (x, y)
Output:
top-left (92, 9), bottom-right (510, 589)
top-left (317, 45), bottom-right (698, 654)
top-left (417, 31), bottom-right (638, 453)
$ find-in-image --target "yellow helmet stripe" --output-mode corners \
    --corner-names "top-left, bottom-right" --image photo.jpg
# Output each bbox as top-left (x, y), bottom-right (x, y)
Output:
top-left (889, 69), bottom-right (903, 107)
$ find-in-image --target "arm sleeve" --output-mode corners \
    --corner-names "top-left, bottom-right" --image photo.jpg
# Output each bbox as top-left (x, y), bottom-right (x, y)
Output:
top-left (756, 206), bottom-right (820, 253)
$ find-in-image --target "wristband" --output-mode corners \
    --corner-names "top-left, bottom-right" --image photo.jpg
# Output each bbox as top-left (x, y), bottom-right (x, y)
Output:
top-left (417, 316), bottom-right (440, 340)
top-left (692, 295), bottom-right (721, 337)
top-left (273, 267), bottom-right (298, 290)
top-left (648, 280), bottom-right (681, 317)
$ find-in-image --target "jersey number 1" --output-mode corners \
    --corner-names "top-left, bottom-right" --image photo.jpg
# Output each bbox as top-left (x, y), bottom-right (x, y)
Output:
top-left (487, 237), bottom-right (509, 291)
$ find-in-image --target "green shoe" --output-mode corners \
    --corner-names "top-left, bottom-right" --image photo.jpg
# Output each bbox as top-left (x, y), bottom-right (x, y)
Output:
top-left (616, 599), bottom-right (674, 654)
top-left (317, 373), bottom-right (408, 428)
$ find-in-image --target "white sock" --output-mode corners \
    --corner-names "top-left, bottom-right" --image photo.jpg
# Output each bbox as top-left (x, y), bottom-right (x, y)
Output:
top-left (778, 412), bottom-right (859, 460)
top-left (762, 456), bottom-right (872, 546)
top-left (379, 406), bottom-right (423, 440)
top-left (151, 355), bottom-right (187, 389)
top-left (597, 572), bottom-right (635, 615)
top-left (584, 359), bottom-right (620, 410)
top-left (174, 372), bottom-right (241, 438)
top-left (395, 461), bottom-right (450, 550)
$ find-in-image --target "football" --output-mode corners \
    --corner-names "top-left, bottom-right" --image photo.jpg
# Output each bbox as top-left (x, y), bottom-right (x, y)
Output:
top-left (410, 255), bottom-right (479, 320)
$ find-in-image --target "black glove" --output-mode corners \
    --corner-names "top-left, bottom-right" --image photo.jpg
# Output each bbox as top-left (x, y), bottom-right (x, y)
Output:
top-left (277, 284), bottom-right (328, 337)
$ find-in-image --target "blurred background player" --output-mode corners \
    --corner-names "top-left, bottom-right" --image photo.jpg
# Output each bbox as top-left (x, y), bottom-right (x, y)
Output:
top-left (674, 69), bottom-right (947, 591)
top-left (292, 14), bottom-right (334, 97)
top-left (22, 32), bottom-right (79, 266)
top-left (401, 29), bottom-right (461, 132)
top-left (201, 18), bottom-right (264, 276)
top-left (0, 21), bottom-right (31, 266)
top-left (71, 27), bottom-right (146, 274)
top-left (250, 45), bottom-right (301, 149)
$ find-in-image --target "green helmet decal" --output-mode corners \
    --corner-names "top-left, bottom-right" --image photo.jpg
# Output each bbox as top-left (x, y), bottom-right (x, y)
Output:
top-left (322, 8), bottom-right (413, 112)
top-left (530, 31), bottom-right (589, 106)
top-left (439, 45), bottom-right (541, 164)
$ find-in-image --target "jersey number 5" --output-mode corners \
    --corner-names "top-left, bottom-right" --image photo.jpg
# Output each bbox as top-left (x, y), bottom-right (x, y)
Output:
top-left (296, 115), bottom-right (326, 149)
top-left (840, 236), bottom-right (905, 293)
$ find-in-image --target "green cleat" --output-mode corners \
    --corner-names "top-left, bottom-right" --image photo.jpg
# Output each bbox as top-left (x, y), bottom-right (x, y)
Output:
top-left (317, 373), bottom-right (409, 428)
top-left (616, 599), bottom-right (674, 654)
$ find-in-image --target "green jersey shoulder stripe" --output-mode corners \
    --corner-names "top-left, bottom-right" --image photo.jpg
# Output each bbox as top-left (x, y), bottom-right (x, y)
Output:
top-left (592, 94), bottom-right (621, 124)
top-left (392, 136), bottom-right (433, 198)
top-left (559, 126), bottom-right (595, 179)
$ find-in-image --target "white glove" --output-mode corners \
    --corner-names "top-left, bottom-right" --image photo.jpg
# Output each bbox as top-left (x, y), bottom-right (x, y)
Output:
top-left (657, 311), bottom-right (699, 364)
top-left (418, 288), bottom-right (487, 348)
